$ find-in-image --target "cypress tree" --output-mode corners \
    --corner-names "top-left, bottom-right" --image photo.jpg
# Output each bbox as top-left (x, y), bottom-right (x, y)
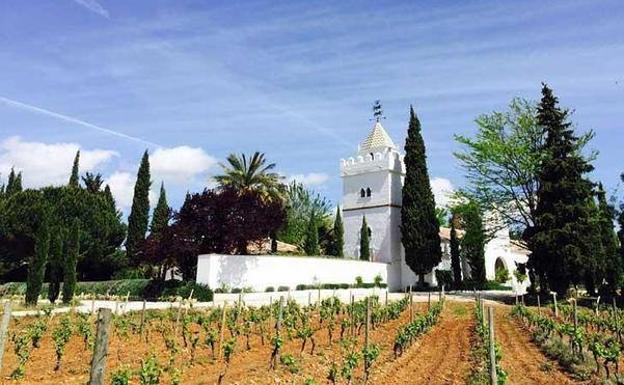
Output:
top-left (63, 219), bottom-right (80, 304)
top-left (331, 206), bottom-right (345, 257)
top-left (461, 202), bottom-right (486, 287)
top-left (583, 197), bottom-right (604, 296)
top-left (150, 182), bottom-right (170, 235)
top-left (126, 150), bottom-right (151, 264)
top-left (5, 168), bottom-right (22, 196)
top-left (450, 215), bottom-right (462, 289)
top-left (400, 106), bottom-right (441, 285)
top-left (360, 216), bottom-right (370, 261)
top-left (25, 208), bottom-right (50, 306)
top-left (68, 150), bottom-right (80, 188)
top-left (597, 183), bottom-right (621, 293)
top-left (47, 231), bottom-right (63, 304)
top-left (532, 84), bottom-right (595, 296)
top-left (303, 214), bottom-right (319, 255)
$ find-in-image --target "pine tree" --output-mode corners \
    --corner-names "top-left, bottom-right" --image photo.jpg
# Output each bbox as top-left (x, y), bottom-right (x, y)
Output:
top-left (303, 214), bottom-right (319, 255)
top-left (25, 208), bottom-right (50, 306)
top-left (63, 219), bottom-right (80, 304)
top-left (47, 231), bottom-right (63, 304)
top-left (360, 216), bottom-right (370, 261)
top-left (460, 202), bottom-right (486, 287)
top-left (150, 182), bottom-right (170, 235)
top-left (126, 151), bottom-right (151, 264)
top-left (68, 150), bottom-right (80, 188)
top-left (597, 183), bottom-right (621, 293)
top-left (331, 206), bottom-right (344, 257)
top-left (450, 215), bottom-right (462, 289)
top-left (400, 106), bottom-right (441, 285)
top-left (532, 84), bottom-right (595, 296)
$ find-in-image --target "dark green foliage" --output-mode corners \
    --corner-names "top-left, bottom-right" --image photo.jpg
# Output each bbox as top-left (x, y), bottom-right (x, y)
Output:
top-left (400, 106), bottom-right (441, 284)
top-left (458, 202), bottom-right (486, 286)
top-left (82, 172), bottom-right (104, 193)
top-left (360, 216), bottom-right (370, 261)
top-left (25, 207), bottom-right (50, 306)
top-left (5, 168), bottom-right (23, 196)
top-left (619, 174), bottom-right (624, 269)
top-left (68, 150), bottom-right (80, 188)
top-left (126, 150), bottom-right (151, 265)
top-left (531, 84), bottom-right (596, 296)
top-left (596, 183), bottom-right (621, 293)
top-left (328, 207), bottom-right (344, 257)
top-left (450, 216), bottom-right (462, 288)
top-left (47, 231), bottom-right (63, 303)
top-left (150, 182), bottom-right (170, 235)
top-left (62, 219), bottom-right (80, 304)
top-left (303, 214), bottom-right (319, 256)
top-left (434, 270), bottom-right (453, 289)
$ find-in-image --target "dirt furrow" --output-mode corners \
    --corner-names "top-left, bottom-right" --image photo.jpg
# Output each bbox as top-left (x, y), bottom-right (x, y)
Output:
top-left (371, 302), bottom-right (473, 385)
top-left (494, 305), bottom-right (580, 385)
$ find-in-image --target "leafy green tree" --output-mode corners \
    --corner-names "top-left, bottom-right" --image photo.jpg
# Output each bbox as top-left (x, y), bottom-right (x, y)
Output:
top-left (458, 202), bottom-right (486, 287)
top-left (360, 216), bottom-right (370, 261)
top-left (278, 181), bottom-right (332, 249)
top-left (25, 206), bottom-right (50, 306)
top-left (214, 152), bottom-right (284, 201)
top-left (400, 106), bottom-right (441, 285)
top-left (596, 183), bottom-right (621, 294)
top-left (532, 84), bottom-right (596, 296)
top-left (82, 172), bottom-right (104, 193)
top-left (450, 215), bottom-right (462, 289)
top-left (126, 151), bottom-right (151, 265)
top-left (583, 197), bottom-right (604, 296)
top-left (68, 150), bottom-right (80, 188)
top-left (150, 182), bottom-right (170, 235)
top-left (47, 231), bottom-right (63, 304)
top-left (329, 207), bottom-right (344, 257)
top-left (303, 214), bottom-right (319, 256)
top-left (63, 219), bottom-right (80, 304)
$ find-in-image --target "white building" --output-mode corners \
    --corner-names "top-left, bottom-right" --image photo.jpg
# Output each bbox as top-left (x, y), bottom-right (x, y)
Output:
top-left (340, 120), bottom-right (529, 292)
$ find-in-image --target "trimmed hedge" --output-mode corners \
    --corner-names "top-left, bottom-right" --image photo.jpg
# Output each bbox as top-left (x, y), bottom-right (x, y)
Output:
top-left (0, 279), bottom-right (213, 302)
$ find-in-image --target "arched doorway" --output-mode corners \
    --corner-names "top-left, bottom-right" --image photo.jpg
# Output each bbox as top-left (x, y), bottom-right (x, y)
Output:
top-left (494, 257), bottom-right (510, 284)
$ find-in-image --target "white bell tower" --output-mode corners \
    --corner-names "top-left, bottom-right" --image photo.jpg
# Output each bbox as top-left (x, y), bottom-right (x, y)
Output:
top-left (340, 113), bottom-right (405, 285)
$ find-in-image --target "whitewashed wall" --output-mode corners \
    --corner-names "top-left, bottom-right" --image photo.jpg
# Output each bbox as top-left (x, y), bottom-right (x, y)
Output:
top-left (196, 254), bottom-right (390, 292)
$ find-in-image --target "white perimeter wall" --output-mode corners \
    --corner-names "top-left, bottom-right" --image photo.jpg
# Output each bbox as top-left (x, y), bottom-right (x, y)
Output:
top-left (196, 254), bottom-right (390, 292)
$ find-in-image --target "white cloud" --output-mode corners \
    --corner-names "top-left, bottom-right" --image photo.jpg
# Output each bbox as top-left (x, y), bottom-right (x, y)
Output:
top-left (105, 171), bottom-right (135, 210)
top-left (430, 177), bottom-right (455, 208)
top-left (150, 146), bottom-right (217, 185)
top-left (0, 136), bottom-right (117, 188)
top-left (288, 172), bottom-right (329, 186)
top-left (72, 0), bottom-right (110, 19)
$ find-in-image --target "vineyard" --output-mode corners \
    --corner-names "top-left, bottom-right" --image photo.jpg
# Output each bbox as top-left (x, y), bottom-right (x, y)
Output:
top-left (0, 294), bottom-right (451, 385)
top-left (4, 294), bottom-right (623, 385)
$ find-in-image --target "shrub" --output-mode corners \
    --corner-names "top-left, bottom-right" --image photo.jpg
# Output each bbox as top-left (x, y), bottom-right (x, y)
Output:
top-left (339, 283), bottom-right (350, 289)
top-left (495, 265), bottom-right (510, 283)
top-left (111, 366), bottom-right (132, 385)
top-left (265, 286), bottom-right (275, 292)
top-left (374, 274), bottom-right (383, 287)
top-left (231, 288), bottom-right (243, 294)
top-left (277, 286), bottom-right (290, 292)
top-left (355, 276), bottom-right (363, 287)
top-left (435, 270), bottom-right (453, 289)
top-left (296, 284), bottom-right (309, 291)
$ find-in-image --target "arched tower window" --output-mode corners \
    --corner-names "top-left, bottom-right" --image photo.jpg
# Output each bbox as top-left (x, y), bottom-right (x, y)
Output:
top-left (360, 188), bottom-right (366, 198)
top-left (366, 187), bottom-right (372, 197)
top-left (370, 152), bottom-right (374, 160)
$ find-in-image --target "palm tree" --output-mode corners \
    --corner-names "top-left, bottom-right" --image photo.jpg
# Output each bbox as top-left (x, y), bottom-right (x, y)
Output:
top-left (82, 172), bottom-right (104, 193)
top-left (214, 152), bottom-right (284, 201)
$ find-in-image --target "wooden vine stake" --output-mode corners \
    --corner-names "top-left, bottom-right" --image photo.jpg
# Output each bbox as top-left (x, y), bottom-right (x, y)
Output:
top-left (364, 297), bottom-right (372, 382)
top-left (552, 292), bottom-right (558, 318)
top-left (0, 302), bottom-right (12, 374)
top-left (139, 299), bottom-right (147, 335)
top-left (350, 295), bottom-right (356, 337)
top-left (276, 296), bottom-right (285, 361)
top-left (428, 291), bottom-right (431, 310)
top-left (573, 298), bottom-right (578, 332)
top-left (218, 302), bottom-right (228, 360)
top-left (384, 290), bottom-right (388, 307)
top-left (537, 294), bottom-right (541, 316)
top-left (409, 290), bottom-right (413, 323)
top-left (487, 307), bottom-right (498, 385)
top-left (87, 308), bottom-right (112, 385)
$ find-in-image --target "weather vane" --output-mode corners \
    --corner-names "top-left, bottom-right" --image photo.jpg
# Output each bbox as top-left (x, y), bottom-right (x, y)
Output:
top-left (371, 100), bottom-right (385, 122)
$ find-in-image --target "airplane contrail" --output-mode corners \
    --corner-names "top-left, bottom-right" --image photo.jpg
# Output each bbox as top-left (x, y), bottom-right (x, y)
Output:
top-left (0, 96), bottom-right (161, 148)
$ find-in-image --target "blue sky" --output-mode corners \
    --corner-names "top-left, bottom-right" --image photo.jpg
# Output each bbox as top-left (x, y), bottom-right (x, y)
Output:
top-left (1, 0), bottom-right (623, 215)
